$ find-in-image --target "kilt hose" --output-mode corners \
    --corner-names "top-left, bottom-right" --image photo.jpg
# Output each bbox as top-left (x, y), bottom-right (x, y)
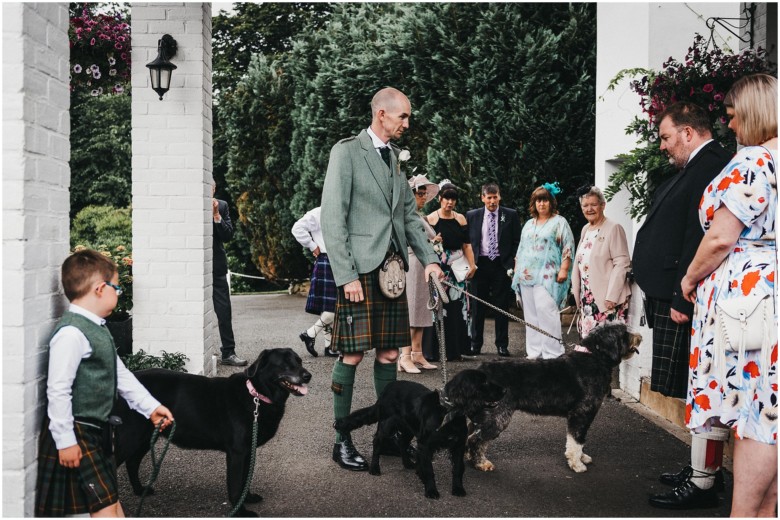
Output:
top-left (645, 296), bottom-right (690, 399)
top-left (331, 269), bottom-right (411, 354)
top-left (36, 419), bottom-right (119, 516)
top-left (305, 253), bottom-right (337, 315)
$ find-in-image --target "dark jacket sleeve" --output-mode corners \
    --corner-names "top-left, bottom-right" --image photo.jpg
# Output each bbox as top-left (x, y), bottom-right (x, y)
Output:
top-left (214, 200), bottom-right (234, 243)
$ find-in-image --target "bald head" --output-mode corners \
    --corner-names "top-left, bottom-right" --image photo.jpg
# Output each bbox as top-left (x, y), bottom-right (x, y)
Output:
top-left (370, 87), bottom-right (411, 142)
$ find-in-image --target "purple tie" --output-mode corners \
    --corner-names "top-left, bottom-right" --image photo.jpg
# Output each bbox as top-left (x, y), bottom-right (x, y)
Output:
top-left (488, 212), bottom-right (498, 260)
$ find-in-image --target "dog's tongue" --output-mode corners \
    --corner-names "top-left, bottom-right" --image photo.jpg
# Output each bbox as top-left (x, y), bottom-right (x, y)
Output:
top-left (294, 384), bottom-right (309, 396)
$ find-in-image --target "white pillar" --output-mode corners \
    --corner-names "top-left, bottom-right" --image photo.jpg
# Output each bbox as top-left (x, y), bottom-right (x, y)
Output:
top-left (131, 3), bottom-right (217, 374)
top-left (2, 3), bottom-right (71, 515)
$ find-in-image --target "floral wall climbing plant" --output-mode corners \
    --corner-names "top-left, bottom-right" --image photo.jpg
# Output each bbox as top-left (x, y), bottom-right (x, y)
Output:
top-left (604, 35), bottom-right (770, 219)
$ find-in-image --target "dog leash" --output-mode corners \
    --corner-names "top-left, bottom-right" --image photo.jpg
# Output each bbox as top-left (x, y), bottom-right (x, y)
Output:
top-left (134, 419), bottom-right (177, 517)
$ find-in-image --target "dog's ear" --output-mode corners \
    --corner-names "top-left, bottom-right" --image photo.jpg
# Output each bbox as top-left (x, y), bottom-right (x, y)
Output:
top-left (582, 324), bottom-right (624, 364)
top-left (244, 349), bottom-right (269, 378)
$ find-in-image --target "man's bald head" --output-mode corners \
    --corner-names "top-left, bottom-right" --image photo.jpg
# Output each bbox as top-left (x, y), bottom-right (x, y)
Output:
top-left (371, 87), bottom-right (409, 118)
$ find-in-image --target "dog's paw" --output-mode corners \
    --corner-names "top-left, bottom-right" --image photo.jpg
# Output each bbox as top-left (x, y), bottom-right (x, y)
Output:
top-left (568, 460), bottom-right (588, 473)
top-left (369, 466), bottom-right (381, 476)
top-left (475, 460), bottom-right (495, 472)
top-left (245, 493), bottom-right (263, 503)
top-left (580, 453), bottom-right (592, 465)
top-left (425, 488), bottom-right (440, 499)
top-left (452, 487), bottom-right (467, 497)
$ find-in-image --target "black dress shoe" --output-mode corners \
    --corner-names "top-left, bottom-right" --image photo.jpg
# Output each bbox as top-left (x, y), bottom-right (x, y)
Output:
top-left (497, 347), bottom-right (510, 357)
top-left (660, 465), bottom-right (725, 492)
top-left (299, 331), bottom-right (317, 357)
top-left (323, 346), bottom-right (339, 357)
top-left (463, 347), bottom-right (481, 356)
top-left (332, 438), bottom-right (368, 471)
top-left (648, 479), bottom-right (719, 510)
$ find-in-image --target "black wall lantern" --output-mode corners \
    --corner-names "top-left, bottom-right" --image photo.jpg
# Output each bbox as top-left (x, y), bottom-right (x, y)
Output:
top-left (146, 34), bottom-right (178, 100)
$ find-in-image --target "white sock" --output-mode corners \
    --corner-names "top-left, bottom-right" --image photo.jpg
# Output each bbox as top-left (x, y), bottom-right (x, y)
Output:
top-left (689, 427), bottom-right (729, 490)
top-left (307, 311), bottom-right (334, 340)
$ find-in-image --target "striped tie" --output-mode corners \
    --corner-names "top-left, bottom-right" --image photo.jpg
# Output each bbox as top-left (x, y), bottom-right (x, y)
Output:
top-left (488, 212), bottom-right (498, 260)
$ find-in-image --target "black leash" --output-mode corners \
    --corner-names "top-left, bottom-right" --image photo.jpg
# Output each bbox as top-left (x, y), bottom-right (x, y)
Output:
top-left (134, 419), bottom-right (176, 517)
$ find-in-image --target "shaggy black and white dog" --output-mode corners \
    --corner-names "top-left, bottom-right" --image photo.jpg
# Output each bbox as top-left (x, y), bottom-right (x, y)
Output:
top-left (467, 323), bottom-right (641, 473)
top-left (334, 369), bottom-right (505, 499)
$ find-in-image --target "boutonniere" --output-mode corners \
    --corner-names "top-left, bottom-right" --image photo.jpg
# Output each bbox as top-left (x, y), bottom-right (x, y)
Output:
top-left (398, 149), bottom-right (411, 162)
top-left (500, 213), bottom-right (506, 223)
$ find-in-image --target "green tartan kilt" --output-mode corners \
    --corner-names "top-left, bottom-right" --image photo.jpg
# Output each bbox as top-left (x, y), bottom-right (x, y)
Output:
top-left (332, 269), bottom-right (411, 353)
top-left (36, 418), bottom-right (119, 516)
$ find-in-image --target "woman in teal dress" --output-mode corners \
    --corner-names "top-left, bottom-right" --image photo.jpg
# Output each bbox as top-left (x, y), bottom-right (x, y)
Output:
top-left (511, 183), bottom-right (575, 359)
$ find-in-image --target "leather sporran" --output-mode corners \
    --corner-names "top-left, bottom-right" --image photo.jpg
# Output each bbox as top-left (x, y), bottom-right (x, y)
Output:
top-left (378, 253), bottom-right (406, 299)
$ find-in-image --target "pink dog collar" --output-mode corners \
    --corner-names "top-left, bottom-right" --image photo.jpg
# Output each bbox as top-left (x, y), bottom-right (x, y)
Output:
top-left (573, 345), bottom-right (591, 354)
top-left (246, 380), bottom-right (272, 404)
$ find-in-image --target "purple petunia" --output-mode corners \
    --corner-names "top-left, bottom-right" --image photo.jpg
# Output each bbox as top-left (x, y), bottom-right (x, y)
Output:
top-left (73, 64), bottom-right (82, 73)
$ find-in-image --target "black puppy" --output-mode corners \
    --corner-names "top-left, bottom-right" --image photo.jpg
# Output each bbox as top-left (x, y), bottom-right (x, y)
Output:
top-left (114, 348), bottom-right (311, 517)
top-left (334, 369), bottom-right (505, 499)
top-left (468, 323), bottom-right (641, 473)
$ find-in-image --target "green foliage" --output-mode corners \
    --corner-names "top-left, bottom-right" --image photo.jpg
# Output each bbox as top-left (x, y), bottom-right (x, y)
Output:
top-left (71, 206), bottom-right (133, 317)
top-left (120, 349), bottom-right (188, 372)
top-left (69, 91), bottom-right (131, 218)
top-left (605, 35), bottom-right (770, 219)
top-left (219, 3), bottom-right (597, 279)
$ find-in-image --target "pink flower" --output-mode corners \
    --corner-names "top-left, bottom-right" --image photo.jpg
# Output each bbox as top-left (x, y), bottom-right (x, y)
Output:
top-left (713, 93), bottom-right (723, 101)
top-left (90, 37), bottom-right (96, 46)
top-left (702, 84), bottom-right (714, 92)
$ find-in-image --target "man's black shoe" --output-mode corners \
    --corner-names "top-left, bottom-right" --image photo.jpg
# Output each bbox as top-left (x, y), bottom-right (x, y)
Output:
top-left (465, 346), bottom-right (481, 356)
top-left (323, 346), bottom-right (339, 357)
top-left (660, 465), bottom-right (725, 492)
top-left (332, 438), bottom-right (368, 471)
top-left (497, 347), bottom-right (510, 357)
top-left (648, 480), bottom-right (719, 510)
top-left (299, 331), bottom-right (317, 357)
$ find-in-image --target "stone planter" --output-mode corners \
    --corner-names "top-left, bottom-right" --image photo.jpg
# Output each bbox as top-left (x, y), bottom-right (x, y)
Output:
top-left (106, 315), bottom-right (132, 357)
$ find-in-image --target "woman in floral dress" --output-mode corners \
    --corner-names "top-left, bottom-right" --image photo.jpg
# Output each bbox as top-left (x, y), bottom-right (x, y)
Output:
top-left (511, 183), bottom-right (575, 359)
top-left (680, 74), bottom-right (777, 517)
top-left (571, 186), bottom-right (631, 337)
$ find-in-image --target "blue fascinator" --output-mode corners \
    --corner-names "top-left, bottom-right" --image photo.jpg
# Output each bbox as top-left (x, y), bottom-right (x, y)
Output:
top-left (541, 181), bottom-right (562, 198)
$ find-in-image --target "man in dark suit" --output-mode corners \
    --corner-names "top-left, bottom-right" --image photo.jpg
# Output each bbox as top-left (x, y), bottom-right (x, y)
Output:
top-left (212, 183), bottom-right (247, 367)
top-left (633, 103), bottom-right (731, 510)
top-left (466, 182), bottom-right (521, 357)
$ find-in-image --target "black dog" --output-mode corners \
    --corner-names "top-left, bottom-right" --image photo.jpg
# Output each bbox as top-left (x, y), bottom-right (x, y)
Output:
top-left (334, 369), bottom-right (505, 499)
top-left (114, 348), bottom-right (311, 517)
top-left (467, 323), bottom-right (641, 473)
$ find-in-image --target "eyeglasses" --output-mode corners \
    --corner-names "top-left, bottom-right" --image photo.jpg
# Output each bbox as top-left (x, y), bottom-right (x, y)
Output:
top-left (104, 282), bottom-right (123, 296)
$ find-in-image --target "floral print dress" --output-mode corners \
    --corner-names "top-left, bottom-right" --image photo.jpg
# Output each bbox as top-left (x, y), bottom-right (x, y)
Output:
top-left (686, 146), bottom-right (777, 444)
top-left (575, 227), bottom-right (629, 337)
top-left (511, 214), bottom-right (575, 309)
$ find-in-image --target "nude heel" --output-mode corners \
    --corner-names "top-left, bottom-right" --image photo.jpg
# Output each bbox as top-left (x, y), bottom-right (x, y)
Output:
top-left (398, 354), bottom-right (421, 374)
top-left (411, 351), bottom-right (437, 370)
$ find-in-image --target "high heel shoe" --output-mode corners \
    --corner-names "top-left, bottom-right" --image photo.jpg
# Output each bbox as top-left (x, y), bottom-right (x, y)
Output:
top-left (410, 351), bottom-right (437, 370)
top-left (398, 353), bottom-right (421, 373)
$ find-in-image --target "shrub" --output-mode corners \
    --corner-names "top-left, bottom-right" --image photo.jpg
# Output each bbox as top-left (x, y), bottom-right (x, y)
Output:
top-left (120, 350), bottom-right (189, 372)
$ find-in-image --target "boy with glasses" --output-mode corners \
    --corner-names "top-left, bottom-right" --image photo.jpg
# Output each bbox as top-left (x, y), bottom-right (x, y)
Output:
top-left (36, 249), bottom-right (173, 517)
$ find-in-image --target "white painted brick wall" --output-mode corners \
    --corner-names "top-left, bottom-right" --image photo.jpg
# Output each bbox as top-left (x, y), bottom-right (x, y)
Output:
top-left (131, 3), bottom-right (217, 375)
top-left (2, 3), bottom-right (70, 516)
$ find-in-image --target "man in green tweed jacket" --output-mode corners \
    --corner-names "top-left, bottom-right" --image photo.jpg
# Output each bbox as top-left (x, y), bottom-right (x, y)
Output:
top-left (321, 87), bottom-right (444, 471)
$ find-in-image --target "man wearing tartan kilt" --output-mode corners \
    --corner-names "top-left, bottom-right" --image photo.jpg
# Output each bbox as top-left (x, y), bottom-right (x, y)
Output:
top-left (321, 87), bottom-right (444, 471)
top-left (292, 206), bottom-right (339, 357)
top-left (36, 249), bottom-right (173, 516)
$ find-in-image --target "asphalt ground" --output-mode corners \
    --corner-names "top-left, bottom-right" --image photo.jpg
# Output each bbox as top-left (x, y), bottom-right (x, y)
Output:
top-left (116, 292), bottom-right (733, 517)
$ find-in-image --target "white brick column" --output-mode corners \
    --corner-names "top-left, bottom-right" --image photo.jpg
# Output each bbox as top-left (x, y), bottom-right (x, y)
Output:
top-left (2, 3), bottom-right (70, 516)
top-left (131, 3), bottom-right (217, 374)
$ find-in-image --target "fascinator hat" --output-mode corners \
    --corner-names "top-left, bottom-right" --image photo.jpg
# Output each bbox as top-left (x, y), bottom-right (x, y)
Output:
top-left (541, 181), bottom-right (562, 198)
top-left (408, 174), bottom-right (440, 204)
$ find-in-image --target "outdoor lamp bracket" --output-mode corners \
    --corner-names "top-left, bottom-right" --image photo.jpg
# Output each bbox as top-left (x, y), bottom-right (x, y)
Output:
top-left (146, 34), bottom-right (178, 100)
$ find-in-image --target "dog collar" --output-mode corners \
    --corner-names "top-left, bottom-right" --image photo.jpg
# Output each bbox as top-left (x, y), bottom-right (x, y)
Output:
top-left (573, 345), bottom-right (591, 354)
top-left (246, 380), bottom-right (273, 404)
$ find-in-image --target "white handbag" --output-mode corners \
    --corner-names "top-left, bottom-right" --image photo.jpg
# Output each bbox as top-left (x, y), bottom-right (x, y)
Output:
top-left (449, 255), bottom-right (470, 283)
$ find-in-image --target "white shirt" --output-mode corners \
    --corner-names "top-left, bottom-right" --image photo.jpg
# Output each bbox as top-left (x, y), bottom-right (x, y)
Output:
top-left (291, 207), bottom-right (327, 253)
top-left (367, 127), bottom-right (389, 157)
top-left (47, 304), bottom-right (161, 449)
top-left (686, 138), bottom-right (714, 166)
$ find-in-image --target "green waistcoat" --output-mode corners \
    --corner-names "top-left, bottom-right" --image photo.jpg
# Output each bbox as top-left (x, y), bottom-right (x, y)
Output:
top-left (50, 311), bottom-right (118, 422)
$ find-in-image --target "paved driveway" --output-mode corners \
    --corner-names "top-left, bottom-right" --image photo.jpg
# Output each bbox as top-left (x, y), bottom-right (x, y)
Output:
top-left (117, 293), bottom-right (731, 517)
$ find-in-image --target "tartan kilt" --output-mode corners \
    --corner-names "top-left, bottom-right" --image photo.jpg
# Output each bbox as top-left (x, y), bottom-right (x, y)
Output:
top-left (305, 253), bottom-right (337, 315)
top-left (36, 419), bottom-right (119, 516)
top-left (646, 297), bottom-right (690, 399)
top-left (331, 269), bottom-right (411, 354)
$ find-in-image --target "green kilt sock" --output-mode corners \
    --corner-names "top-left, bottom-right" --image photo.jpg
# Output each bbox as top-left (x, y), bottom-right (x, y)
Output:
top-left (373, 359), bottom-right (397, 399)
top-left (332, 360), bottom-right (357, 443)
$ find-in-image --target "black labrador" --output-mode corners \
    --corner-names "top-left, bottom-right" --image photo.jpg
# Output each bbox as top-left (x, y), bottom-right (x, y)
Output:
top-left (114, 348), bottom-right (311, 517)
top-left (334, 369), bottom-right (505, 499)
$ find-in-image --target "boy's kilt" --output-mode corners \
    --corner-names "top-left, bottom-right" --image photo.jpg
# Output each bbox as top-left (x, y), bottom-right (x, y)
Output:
top-left (305, 253), bottom-right (337, 315)
top-left (331, 269), bottom-right (411, 353)
top-left (36, 419), bottom-right (119, 516)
